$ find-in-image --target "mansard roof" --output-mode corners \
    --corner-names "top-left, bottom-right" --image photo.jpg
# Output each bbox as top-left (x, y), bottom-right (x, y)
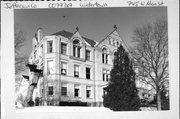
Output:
top-left (52, 30), bottom-right (96, 47)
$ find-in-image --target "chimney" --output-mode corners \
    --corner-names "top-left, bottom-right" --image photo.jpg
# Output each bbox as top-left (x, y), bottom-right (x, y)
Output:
top-left (37, 28), bottom-right (43, 42)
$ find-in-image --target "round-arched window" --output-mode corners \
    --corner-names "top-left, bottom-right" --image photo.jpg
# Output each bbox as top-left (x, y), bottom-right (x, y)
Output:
top-left (102, 48), bottom-right (108, 54)
top-left (114, 51), bottom-right (118, 61)
top-left (73, 39), bottom-right (80, 46)
top-left (73, 39), bottom-right (81, 58)
top-left (102, 48), bottom-right (108, 64)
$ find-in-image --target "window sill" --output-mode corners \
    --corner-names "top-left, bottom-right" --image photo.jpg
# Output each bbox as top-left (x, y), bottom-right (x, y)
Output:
top-left (61, 74), bottom-right (67, 76)
top-left (69, 56), bottom-right (86, 62)
top-left (47, 52), bottom-right (53, 54)
top-left (74, 96), bottom-right (81, 99)
top-left (61, 53), bottom-right (67, 56)
top-left (86, 97), bottom-right (93, 99)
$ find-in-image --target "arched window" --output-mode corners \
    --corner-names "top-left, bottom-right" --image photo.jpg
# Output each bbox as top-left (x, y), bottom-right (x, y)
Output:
top-left (114, 51), bottom-right (118, 61)
top-left (113, 40), bottom-right (116, 46)
top-left (102, 48), bottom-right (108, 64)
top-left (73, 39), bottom-right (81, 58)
top-left (116, 41), bottom-right (119, 47)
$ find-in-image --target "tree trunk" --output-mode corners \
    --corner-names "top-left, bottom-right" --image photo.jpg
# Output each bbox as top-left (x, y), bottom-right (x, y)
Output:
top-left (157, 91), bottom-right (162, 110)
top-left (24, 85), bottom-right (36, 106)
top-left (24, 72), bottom-right (39, 106)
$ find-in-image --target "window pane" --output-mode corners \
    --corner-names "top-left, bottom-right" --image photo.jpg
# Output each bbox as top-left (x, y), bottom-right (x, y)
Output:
top-left (86, 50), bottom-right (90, 60)
top-left (73, 40), bottom-right (80, 46)
top-left (47, 61), bottom-right (54, 74)
top-left (86, 67), bottom-right (90, 79)
top-left (61, 62), bottom-right (66, 68)
top-left (74, 71), bottom-right (79, 77)
top-left (73, 46), bottom-right (76, 57)
top-left (61, 87), bottom-right (67, 96)
top-left (74, 85), bottom-right (80, 97)
top-left (61, 62), bottom-right (67, 75)
top-left (74, 65), bottom-right (79, 71)
top-left (106, 54), bottom-right (108, 64)
top-left (103, 69), bottom-right (109, 82)
top-left (47, 41), bottom-right (53, 53)
top-left (102, 54), bottom-right (104, 63)
top-left (102, 48), bottom-right (108, 64)
top-left (86, 86), bottom-right (91, 98)
top-left (48, 86), bottom-right (53, 95)
top-left (86, 90), bottom-right (90, 98)
top-left (106, 74), bottom-right (108, 82)
top-left (103, 73), bottom-right (105, 81)
top-left (73, 40), bottom-right (81, 58)
top-left (77, 47), bottom-right (81, 58)
top-left (61, 43), bottom-right (67, 55)
top-left (102, 48), bottom-right (107, 54)
top-left (61, 84), bottom-right (67, 96)
top-left (103, 88), bottom-right (107, 96)
top-left (74, 89), bottom-right (79, 97)
top-left (74, 65), bottom-right (79, 77)
top-left (117, 42), bottom-right (119, 46)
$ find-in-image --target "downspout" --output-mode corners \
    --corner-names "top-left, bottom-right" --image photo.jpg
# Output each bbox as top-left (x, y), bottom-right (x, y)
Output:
top-left (43, 38), bottom-right (47, 106)
top-left (59, 37), bottom-right (61, 105)
top-left (93, 47), bottom-right (96, 106)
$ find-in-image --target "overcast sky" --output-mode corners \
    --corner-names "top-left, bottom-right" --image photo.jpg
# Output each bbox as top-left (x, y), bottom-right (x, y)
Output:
top-left (14, 7), bottom-right (167, 55)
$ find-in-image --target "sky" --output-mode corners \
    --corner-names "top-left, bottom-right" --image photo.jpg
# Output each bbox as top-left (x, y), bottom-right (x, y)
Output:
top-left (14, 7), bottom-right (167, 56)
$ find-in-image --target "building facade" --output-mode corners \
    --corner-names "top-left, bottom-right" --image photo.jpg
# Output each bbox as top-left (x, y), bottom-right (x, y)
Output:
top-left (28, 26), bottom-right (129, 106)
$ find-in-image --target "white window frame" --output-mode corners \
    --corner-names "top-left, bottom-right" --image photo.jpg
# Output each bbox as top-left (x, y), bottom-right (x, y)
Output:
top-left (74, 65), bottom-right (80, 77)
top-left (61, 42), bottom-right (67, 55)
top-left (47, 40), bottom-right (53, 53)
top-left (61, 83), bottom-right (68, 96)
top-left (47, 60), bottom-right (54, 74)
top-left (61, 62), bottom-right (67, 75)
top-left (74, 84), bottom-right (81, 97)
top-left (103, 69), bottom-right (110, 82)
top-left (102, 48), bottom-right (108, 64)
top-left (73, 39), bottom-right (81, 58)
top-left (86, 86), bottom-right (92, 98)
top-left (86, 50), bottom-right (91, 61)
top-left (86, 67), bottom-right (91, 79)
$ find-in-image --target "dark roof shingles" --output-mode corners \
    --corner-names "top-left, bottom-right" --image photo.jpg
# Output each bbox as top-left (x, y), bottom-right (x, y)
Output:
top-left (51, 30), bottom-right (96, 47)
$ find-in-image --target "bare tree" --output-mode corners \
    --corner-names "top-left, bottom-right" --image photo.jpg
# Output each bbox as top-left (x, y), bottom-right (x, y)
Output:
top-left (15, 24), bottom-right (28, 75)
top-left (132, 16), bottom-right (168, 110)
top-left (15, 24), bottom-right (28, 93)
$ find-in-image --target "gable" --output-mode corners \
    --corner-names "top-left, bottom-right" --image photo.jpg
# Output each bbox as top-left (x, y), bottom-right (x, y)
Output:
top-left (51, 30), bottom-right (96, 47)
top-left (97, 29), bottom-right (129, 53)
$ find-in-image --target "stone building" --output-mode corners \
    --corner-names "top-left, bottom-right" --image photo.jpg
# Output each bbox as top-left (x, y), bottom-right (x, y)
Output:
top-left (28, 26), bottom-right (129, 106)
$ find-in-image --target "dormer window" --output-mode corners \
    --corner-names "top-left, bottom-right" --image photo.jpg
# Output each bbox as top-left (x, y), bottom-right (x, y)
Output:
top-left (117, 41), bottom-right (119, 46)
top-left (102, 48), bottom-right (108, 64)
top-left (73, 40), bottom-right (81, 58)
top-left (113, 40), bottom-right (116, 46)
